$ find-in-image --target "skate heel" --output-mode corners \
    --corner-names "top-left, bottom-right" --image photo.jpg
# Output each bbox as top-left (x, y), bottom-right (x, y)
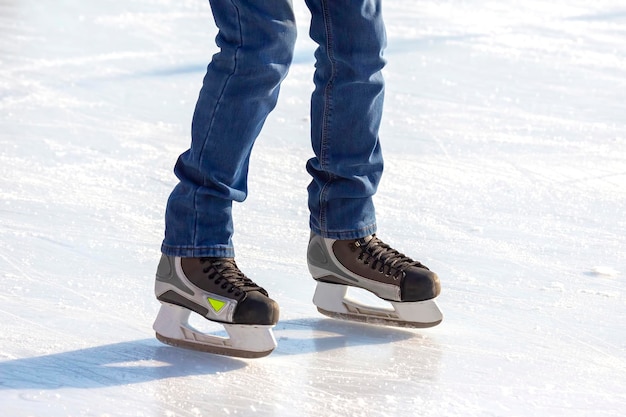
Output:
top-left (313, 282), bottom-right (443, 328)
top-left (153, 302), bottom-right (277, 358)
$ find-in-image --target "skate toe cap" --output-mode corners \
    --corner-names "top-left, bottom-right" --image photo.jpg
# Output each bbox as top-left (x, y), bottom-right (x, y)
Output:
top-left (402, 269), bottom-right (441, 301)
top-left (233, 291), bottom-right (280, 325)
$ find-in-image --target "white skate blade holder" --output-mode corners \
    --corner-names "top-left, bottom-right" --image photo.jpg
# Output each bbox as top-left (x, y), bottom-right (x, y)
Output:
top-left (153, 303), bottom-right (277, 358)
top-left (313, 281), bottom-right (443, 328)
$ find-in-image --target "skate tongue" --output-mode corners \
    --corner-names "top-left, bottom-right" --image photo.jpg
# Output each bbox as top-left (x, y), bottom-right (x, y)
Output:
top-left (355, 235), bottom-right (374, 246)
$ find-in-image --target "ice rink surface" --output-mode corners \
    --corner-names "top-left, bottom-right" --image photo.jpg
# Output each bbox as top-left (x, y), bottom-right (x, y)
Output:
top-left (1, 0), bottom-right (625, 416)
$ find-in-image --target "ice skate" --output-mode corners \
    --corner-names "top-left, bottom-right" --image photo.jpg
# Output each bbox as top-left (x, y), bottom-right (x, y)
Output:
top-left (153, 255), bottom-right (279, 358)
top-left (307, 234), bottom-right (443, 328)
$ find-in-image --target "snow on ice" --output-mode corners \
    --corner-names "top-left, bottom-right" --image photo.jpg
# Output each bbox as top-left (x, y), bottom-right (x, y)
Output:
top-left (1, 0), bottom-right (625, 416)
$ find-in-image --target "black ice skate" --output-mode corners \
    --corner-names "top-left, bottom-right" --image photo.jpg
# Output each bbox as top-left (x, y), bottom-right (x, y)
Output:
top-left (153, 255), bottom-right (279, 358)
top-left (307, 234), bottom-right (443, 328)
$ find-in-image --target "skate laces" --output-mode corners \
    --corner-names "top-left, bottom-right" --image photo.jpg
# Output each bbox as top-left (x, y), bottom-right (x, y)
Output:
top-left (200, 258), bottom-right (267, 297)
top-left (354, 235), bottom-right (428, 279)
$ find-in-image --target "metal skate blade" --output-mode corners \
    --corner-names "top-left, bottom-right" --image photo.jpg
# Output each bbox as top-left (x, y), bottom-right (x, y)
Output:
top-left (155, 332), bottom-right (275, 359)
top-left (153, 302), bottom-right (277, 358)
top-left (316, 306), bottom-right (442, 328)
top-left (313, 282), bottom-right (443, 328)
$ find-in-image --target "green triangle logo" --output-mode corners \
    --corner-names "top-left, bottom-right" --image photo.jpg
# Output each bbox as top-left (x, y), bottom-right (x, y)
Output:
top-left (208, 297), bottom-right (226, 313)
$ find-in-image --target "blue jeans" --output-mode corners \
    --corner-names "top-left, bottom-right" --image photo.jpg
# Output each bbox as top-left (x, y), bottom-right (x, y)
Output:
top-left (162, 0), bottom-right (386, 257)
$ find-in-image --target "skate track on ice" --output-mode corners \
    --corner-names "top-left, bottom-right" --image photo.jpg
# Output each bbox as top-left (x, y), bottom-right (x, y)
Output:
top-left (1, 0), bottom-right (625, 416)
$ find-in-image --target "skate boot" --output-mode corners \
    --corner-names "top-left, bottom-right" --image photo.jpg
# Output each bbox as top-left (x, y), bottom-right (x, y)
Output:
top-left (153, 255), bottom-right (279, 358)
top-left (307, 234), bottom-right (443, 328)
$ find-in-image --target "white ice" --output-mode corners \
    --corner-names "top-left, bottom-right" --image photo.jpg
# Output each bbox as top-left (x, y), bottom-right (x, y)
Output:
top-left (1, 0), bottom-right (625, 416)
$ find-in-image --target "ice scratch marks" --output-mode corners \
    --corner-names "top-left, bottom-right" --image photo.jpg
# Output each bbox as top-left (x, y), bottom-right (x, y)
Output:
top-left (0, 339), bottom-right (245, 390)
top-left (578, 266), bottom-right (622, 298)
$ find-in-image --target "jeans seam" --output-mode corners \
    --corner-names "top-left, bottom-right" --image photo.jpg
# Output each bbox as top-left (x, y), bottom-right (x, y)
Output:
top-left (320, 0), bottom-right (334, 171)
top-left (319, 0), bottom-right (335, 233)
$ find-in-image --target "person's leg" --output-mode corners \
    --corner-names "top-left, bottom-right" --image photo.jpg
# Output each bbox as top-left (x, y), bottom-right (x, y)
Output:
top-left (304, 0), bottom-right (442, 327)
top-left (154, 0), bottom-right (297, 358)
top-left (162, 0), bottom-right (297, 258)
top-left (304, 0), bottom-right (386, 240)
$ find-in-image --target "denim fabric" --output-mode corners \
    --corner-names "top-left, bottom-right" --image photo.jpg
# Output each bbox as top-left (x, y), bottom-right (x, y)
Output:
top-left (305, 0), bottom-right (386, 240)
top-left (162, 0), bottom-right (386, 257)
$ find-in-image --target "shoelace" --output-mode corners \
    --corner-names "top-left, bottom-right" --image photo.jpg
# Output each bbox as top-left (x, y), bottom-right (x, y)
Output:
top-left (200, 258), bottom-right (267, 297)
top-left (354, 235), bottom-right (428, 279)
